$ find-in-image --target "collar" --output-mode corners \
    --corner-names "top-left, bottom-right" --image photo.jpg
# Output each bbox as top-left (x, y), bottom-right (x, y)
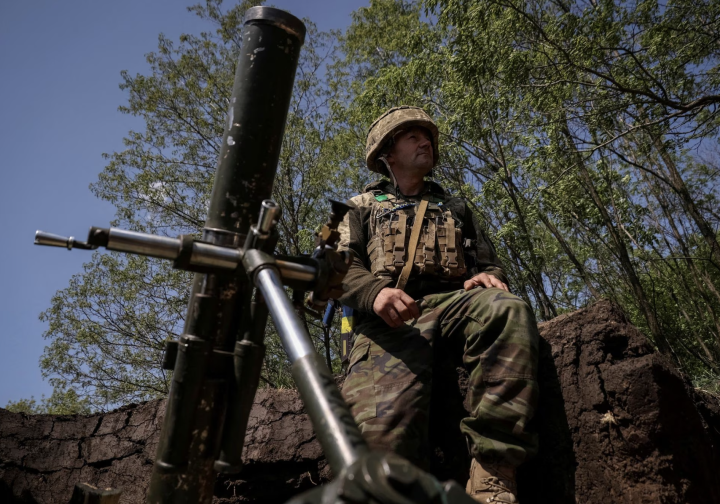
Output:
top-left (363, 179), bottom-right (446, 199)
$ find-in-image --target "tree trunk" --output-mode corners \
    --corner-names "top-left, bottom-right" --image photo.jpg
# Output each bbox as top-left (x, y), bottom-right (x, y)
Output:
top-left (560, 122), bottom-right (670, 354)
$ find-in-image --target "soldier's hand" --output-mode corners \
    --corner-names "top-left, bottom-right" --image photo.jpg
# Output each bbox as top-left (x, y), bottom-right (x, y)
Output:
top-left (373, 288), bottom-right (421, 328)
top-left (464, 272), bottom-right (509, 292)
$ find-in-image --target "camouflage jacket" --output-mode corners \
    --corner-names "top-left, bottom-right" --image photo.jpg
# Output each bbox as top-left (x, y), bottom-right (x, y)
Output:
top-left (338, 179), bottom-right (507, 314)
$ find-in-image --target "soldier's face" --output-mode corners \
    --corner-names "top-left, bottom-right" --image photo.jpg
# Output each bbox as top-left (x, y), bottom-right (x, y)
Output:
top-left (387, 126), bottom-right (434, 177)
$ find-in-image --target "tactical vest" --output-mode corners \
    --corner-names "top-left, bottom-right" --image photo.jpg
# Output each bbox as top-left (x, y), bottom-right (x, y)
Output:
top-left (366, 192), bottom-right (466, 280)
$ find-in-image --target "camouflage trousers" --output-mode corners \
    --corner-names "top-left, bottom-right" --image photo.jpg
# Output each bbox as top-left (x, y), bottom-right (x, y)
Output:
top-left (342, 287), bottom-right (539, 468)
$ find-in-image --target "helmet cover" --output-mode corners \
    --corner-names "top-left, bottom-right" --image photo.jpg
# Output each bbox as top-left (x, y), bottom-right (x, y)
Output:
top-left (365, 106), bottom-right (439, 175)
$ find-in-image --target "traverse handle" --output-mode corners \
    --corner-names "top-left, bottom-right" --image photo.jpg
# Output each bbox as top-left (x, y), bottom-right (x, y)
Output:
top-left (34, 227), bottom-right (317, 285)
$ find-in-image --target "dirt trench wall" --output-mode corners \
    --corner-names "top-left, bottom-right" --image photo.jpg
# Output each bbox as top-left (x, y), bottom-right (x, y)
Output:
top-left (1, 300), bottom-right (719, 504)
top-left (0, 389), bottom-right (327, 504)
top-left (520, 300), bottom-right (720, 504)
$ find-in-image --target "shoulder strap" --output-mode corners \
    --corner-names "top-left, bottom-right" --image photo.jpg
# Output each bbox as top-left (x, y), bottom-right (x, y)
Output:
top-left (395, 196), bottom-right (430, 291)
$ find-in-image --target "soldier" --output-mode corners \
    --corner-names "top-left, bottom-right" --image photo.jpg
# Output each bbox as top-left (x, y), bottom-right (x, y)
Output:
top-left (338, 106), bottom-right (539, 503)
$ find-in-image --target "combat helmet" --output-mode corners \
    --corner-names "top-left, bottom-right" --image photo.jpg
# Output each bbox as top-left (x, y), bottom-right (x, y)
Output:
top-left (365, 106), bottom-right (439, 176)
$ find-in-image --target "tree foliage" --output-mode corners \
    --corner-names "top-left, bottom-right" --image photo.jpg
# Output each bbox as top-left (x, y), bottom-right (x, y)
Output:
top-left (332, 0), bottom-right (720, 386)
top-left (24, 0), bottom-right (345, 411)
top-left (13, 0), bottom-right (720, 412)
top-left (5, 388), bottom-right (91, 415)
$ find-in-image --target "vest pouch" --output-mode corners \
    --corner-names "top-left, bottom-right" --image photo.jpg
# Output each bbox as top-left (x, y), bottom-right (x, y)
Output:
top-left (454, 226), bottom-right (467, 276)
top-left (386, 213), bottom-right (408, 276)
top-left (436, 216), bottom-right (449, 276)
top-left (379, 218), bottom-right (395, 276)
top-left (437, 214), bottom-right (466, 279)
top-left (368, 198), bottom-right (466, 281)
top-left (416, 216), bottom-right (438, 275)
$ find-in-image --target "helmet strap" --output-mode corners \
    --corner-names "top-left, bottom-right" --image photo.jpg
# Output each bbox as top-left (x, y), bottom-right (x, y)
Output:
top-left (379, 156), bottom-right (402, 201)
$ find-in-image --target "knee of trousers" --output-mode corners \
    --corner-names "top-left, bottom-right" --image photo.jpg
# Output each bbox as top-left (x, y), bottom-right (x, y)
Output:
top-left (470, 289), bottom-right (537, 333)
top-left (465, 289), bottom-right (540, 374)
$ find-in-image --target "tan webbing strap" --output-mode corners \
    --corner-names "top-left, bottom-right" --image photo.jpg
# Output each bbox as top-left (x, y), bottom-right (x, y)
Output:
top-left (393, 213), bottom-right (408, 270)
top-left (396, 197), bottom-right (430, 291)
top-left (445, 217), bottom-right (458, 276)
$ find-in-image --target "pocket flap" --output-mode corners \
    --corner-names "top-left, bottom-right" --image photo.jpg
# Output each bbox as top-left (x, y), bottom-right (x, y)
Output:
top-left (347, 341), bottom-right (370, 372)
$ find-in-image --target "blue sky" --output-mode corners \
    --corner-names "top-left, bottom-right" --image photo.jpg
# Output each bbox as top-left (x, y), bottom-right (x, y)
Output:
top-left (0, 1), bottom-right (368, 407)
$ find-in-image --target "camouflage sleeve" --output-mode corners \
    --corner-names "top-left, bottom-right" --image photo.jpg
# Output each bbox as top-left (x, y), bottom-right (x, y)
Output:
top-left (466, 206), bottom-right (509, 287)
top-left (337, 198), bottom-right (393, 313)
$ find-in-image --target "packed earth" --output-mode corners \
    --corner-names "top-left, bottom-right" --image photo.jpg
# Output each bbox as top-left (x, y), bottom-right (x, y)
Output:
top-left (1, 301), bottom-right (718, 503)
